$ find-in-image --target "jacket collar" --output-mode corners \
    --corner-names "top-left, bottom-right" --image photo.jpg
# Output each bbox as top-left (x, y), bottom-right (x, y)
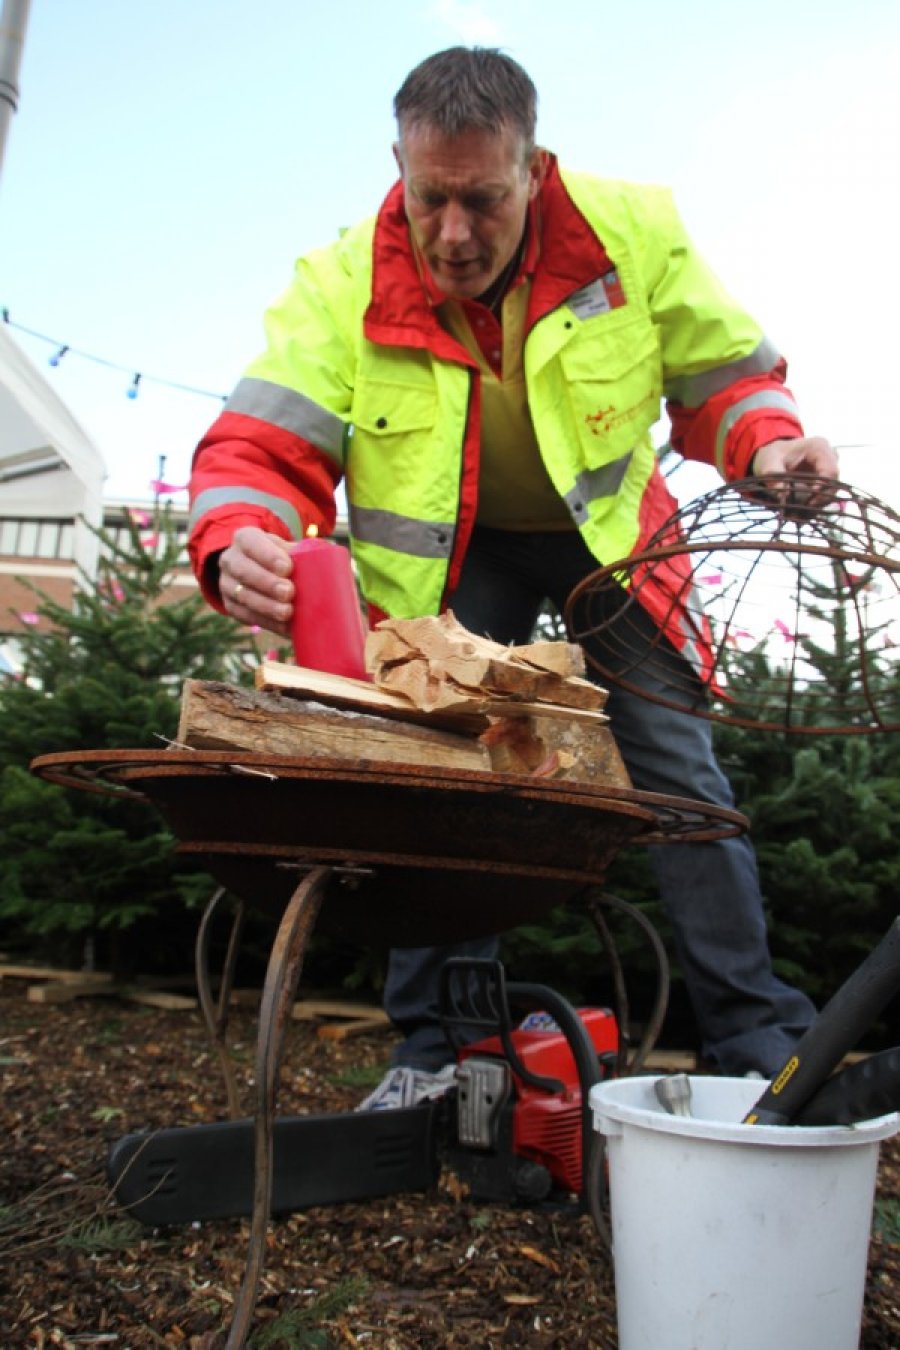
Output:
top-left (526, 156), bottom-right (615, 326)
top-left (364, 156), bottom-right (615, 350)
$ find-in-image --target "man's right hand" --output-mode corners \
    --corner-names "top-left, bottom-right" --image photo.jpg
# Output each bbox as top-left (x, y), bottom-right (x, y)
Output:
top-left (217, 526), bottom-right (294, 636)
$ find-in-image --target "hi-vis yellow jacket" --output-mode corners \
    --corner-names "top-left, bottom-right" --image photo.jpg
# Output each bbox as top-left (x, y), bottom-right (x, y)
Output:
top-left (189, 158), bottom-right (803, 676)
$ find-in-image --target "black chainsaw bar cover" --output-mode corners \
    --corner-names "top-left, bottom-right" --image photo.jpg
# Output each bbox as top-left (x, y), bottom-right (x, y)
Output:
top-left (107, 1106), bottom-right (440, 1225)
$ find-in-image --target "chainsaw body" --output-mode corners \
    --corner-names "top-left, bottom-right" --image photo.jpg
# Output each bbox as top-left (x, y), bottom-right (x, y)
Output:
top-left (447, 1008), bottom-right (618, 1201)
top-left (107, 960), bottom-right (617, 1225)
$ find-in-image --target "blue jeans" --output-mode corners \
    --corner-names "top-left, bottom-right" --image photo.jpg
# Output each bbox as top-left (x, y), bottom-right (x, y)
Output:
top-left (384, 527), bottom-right (815, 1076)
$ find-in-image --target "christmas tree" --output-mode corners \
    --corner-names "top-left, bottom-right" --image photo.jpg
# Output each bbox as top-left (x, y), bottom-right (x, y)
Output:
top-left (711, 557), bottom-right (900, 1009)
top-left (0, 505), bottom-right (257, 972)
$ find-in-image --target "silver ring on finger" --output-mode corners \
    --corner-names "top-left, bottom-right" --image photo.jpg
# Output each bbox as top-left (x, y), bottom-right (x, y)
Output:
top-left (233, 582), bottom-right (244, 604)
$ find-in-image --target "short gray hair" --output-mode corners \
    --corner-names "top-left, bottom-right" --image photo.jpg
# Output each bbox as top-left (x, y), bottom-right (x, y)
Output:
top-left (394, 47), bottom-right (537, 155)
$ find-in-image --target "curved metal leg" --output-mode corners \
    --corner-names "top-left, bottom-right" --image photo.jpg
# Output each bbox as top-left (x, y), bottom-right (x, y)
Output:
top-left (225, 865), bottom-right (331, 1350)
top-left (195, 886), bottom-right (247, 1120)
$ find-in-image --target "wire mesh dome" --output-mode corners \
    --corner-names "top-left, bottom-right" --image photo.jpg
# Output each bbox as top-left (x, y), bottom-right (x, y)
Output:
top-left (564, 475), bottom-right (900, 734)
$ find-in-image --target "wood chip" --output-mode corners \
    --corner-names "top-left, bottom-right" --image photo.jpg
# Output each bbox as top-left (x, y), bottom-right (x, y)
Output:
top-left (519, 1244), bottom-right (561, 1273)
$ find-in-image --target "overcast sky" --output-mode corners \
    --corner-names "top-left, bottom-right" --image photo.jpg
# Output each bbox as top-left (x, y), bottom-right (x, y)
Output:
top-left (1, 0), bottom-right (898, 510)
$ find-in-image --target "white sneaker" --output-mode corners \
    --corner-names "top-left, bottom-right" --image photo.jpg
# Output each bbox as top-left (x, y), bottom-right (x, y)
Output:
top-left (356, 1064), bottom-right (457, 1111)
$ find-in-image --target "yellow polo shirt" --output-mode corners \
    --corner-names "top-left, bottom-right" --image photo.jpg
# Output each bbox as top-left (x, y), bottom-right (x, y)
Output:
top-left (440, 282), bottom-right (573, 529)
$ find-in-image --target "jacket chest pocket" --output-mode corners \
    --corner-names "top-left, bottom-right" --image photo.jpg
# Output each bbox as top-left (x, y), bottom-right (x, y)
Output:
top-left (558, 321), bottom-right (662, 456)
top-left (348, 380), bottom-right (443, 508)
top-left (350, 381), bottom-right (438, 440)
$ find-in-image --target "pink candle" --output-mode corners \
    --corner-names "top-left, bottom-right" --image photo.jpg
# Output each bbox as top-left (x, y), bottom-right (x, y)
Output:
top-left (288, 535), bottom-right (369, 681)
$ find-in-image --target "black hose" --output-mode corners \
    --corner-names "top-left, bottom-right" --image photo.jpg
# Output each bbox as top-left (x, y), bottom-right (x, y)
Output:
top-left (586, 890), bottom-right (671, 1075)
top-left (587, 896), bottom-right (631, 1077)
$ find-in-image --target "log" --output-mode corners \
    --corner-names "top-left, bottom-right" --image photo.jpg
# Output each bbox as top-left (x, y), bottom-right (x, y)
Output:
top-left (178, 679), bottom-right (492, 772)
top-left (24, 980), bottom-right (197, 1009)
top-left (119, 988), bottom-right (197, 1011)
top-left (0, 964), bottom-right (113, 985)
top-left (179, 677), bottom-right (626, 787)
top-left (27, 979), bottom-right (115, 1005)
top-left (316, 1017), bottom-right (390, 1041)
top-left (478, 714), bottom-right (631, 788)
top-left (290, 998), bottom-right (390, 1022)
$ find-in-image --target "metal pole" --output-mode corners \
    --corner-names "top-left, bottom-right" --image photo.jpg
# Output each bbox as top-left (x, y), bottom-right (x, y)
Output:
top-left (0, 0), bottom-right (32, 181)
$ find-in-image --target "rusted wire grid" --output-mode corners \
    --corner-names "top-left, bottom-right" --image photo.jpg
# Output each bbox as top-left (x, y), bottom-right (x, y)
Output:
top-left (565, 476), bottom-right (900, 734)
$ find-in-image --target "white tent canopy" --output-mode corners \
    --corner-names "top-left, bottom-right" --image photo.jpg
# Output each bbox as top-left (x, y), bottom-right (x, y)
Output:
top-left (0, 322), bottom-right (107, 577)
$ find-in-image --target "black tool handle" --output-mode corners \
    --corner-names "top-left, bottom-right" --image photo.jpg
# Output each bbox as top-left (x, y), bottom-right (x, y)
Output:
top-left (744, 916), bottom-right (900, 1125)
top-left (792, 1048), bottom-right (900, 1127)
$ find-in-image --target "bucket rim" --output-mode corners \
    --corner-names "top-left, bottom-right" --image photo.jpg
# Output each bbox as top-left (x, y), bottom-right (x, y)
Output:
top-left (590, 1075), bottom-right (900, 1148)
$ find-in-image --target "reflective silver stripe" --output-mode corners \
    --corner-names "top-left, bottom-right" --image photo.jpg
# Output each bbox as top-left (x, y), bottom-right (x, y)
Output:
top-left (715, 390), bottom-right (800, 474)
top-left (188, 487), bottom-right (302, 537)
top-left (226, 377), bottom-right (346, 465)
top-left (678, 581), bottom-right (708, 677)
top-left (563, 451), bottom-right (634, 525)
top-left (664, 337), bottom-right (781, 408)
top-left (349, 504), bottom-right (454, 559)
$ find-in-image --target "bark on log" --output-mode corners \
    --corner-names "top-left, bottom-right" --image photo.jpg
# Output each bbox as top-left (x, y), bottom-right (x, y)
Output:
top-left (178, 679), bottom-right (492, 771)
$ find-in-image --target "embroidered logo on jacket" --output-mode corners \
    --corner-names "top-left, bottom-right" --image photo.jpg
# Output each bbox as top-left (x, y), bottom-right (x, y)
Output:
top-left (585, 406), bottom-right (615, 435)
top-left (585, 390), bottom-right (657, 436)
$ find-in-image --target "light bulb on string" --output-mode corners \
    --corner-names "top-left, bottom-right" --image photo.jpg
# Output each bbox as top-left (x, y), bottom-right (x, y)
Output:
top-left (2, 309), bottom-right (229, 401)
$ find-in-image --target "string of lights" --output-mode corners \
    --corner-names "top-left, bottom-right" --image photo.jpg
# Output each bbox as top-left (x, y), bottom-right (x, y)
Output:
top-left (1, 309), bottom-right (227, 402)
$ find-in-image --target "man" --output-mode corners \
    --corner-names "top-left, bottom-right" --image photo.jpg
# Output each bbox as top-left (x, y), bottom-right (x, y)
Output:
top-left (188, 47), bottom-right (838, 1104)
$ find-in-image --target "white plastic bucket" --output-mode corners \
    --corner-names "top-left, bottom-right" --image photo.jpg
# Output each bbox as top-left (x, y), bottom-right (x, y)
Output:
top-left (591, 1075), bottom-right (898, 1350)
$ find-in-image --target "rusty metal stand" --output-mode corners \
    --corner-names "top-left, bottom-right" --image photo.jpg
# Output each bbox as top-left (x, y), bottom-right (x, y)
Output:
top-left (225, 864), bottom-right (331, 1350)
top-left (29, 749), bottom-right (747, 1346)
top-left (195, 886), bottom-right (247, 1120)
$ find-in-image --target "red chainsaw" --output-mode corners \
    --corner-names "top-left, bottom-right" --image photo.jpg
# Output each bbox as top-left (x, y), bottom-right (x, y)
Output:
top-left (107, 958), bottom-right (619, 1225)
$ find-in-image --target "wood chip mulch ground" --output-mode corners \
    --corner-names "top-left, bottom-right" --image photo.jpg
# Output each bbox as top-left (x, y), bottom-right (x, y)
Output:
top-left (0, 981), bottom-right (897, 1347)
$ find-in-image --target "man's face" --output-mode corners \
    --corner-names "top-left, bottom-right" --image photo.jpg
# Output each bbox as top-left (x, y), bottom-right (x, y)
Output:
top-left (394, 123), bottom-right (546, 301)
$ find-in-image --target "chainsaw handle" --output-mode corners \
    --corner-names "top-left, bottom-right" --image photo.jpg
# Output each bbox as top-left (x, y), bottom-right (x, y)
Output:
top-left (506, 980), bottom-right (604, 1212)
top-left (745, 916), bottom-right (900, 1125)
